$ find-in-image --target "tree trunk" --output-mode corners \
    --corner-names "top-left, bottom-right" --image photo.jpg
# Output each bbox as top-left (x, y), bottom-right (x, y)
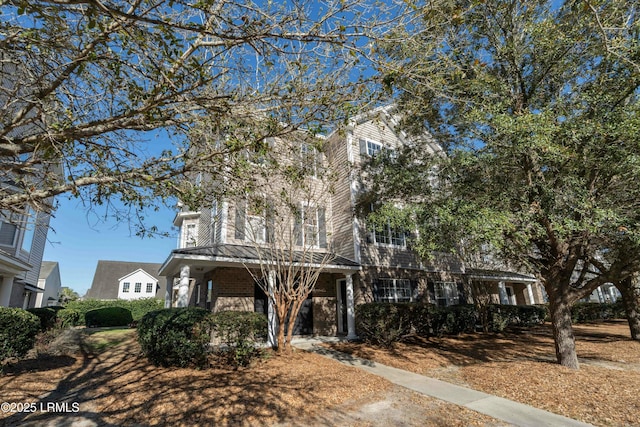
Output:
top-left (548, 292), bottom-right (580, 369)
top-left (618, 276), bottom-right (640, 340)
top-left (281, 298), bottom-right (303, 354)
top-left (275, 304), bottom-right (288, 354)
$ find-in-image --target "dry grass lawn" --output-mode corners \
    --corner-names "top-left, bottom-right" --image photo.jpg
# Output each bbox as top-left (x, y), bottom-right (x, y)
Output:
top-left (326, 320), bottom-right (640, 427)
top-left (0, 328), bottom-right (504, 426)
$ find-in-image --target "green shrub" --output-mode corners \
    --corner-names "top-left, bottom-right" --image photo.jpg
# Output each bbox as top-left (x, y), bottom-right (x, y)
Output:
top-left (356, 303), bottom-right (412, 347)
top-left (64, 298), bottom-right (164, 325)
top-left (571, 302), bottom-right (625, 323)
top-left (26, 306), bottom-right (64, 331)
top-left (411, 304), bottom-right (438, 337)
top-left (431, 304), bottom-right (477, 335)
top-left (0, 308), bottom-right (40, 362)
top-left (137, 308), bottom-right (211, 368)
top-left (85, 307), bottom-right (133, 327)
top-left (57, 308), bottom-right (82, 328)
top-left (209, 311), bottom-right (267, 367)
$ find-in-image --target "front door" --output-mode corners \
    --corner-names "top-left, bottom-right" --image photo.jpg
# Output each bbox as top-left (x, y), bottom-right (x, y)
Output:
top-left (337, 279), bottom-right (348, 335)
top-left (254, 281), bottom-right (313, 335)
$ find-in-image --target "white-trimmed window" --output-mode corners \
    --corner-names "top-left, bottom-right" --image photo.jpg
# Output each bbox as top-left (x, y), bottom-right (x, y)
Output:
top-left (246, 202), bottom-right (266, 243)
top-left (146, 283), bottom-right (154, 293)
top-left (372, 221), bottom-right (406, 247)
top-left (434, 282), bottom-right (459, 306)
top-left (134, 282), bottom-right (142, 293)
top-left (122, 282), bottom-right (130, 293)
top-left (300, 143), bottom-right (320, 177)
top-left (374, 278), bottom-right (413, 303)
top-left (21, 208), bottom-right (36, 252)
top-left (181, 221), bottom-right (198, 248)
top-left (302, 205), bottom-right (319, 247)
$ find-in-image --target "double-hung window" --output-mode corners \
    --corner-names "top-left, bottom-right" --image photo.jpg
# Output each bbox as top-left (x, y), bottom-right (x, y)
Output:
top-left (134, 282), bottom-right (142, 293)
top-left (302, 206), bottom-right (319, 247)
top-left (146, 283), bottom-right (154, 293)
top-left (122, 282), bottom-right (130, 293)
top-left (434, 282), bottom-right (459, 306)
top-left (300, 143), bottom-right (319, 177)
top-left (246, 200), bottom-right (266, 243)
top-left (374, 278), bottom-right (413, 303)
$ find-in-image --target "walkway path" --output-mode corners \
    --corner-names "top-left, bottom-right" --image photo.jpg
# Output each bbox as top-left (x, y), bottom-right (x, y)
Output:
top-left (292, 338), bottom-right (594, 427)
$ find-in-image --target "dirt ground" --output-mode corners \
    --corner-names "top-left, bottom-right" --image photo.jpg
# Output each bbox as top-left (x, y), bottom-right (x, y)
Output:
top-left (0, 328), bottom-right (506, 427)
top-left (325, 320), bottom-right (640, 427)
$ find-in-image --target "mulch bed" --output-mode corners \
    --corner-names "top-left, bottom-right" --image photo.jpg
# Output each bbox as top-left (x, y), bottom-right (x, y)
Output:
top-left (325, 320), bottom-right (640, 427)
top-left (0, 329), bottom-right (503, 426)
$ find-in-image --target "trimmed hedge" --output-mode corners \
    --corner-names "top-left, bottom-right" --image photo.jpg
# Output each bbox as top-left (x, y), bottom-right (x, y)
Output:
top-left (571, 301), bottom-right (625, 323)
top-left (0, 308), bottom-right (40, 362)
top-left (138, 308), bottom-right (212, 368)
top-left (85, 307), bottom-right (134, 327)
top-left (209, 311), bottom-right (268, 367)
top-left (355, 303), bottom-right (413, 347)
top-left (63, 298), bottom-right (164, 326)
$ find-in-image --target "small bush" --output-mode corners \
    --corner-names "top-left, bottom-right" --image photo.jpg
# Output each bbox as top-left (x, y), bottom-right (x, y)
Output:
top-left (431, 304), bottom-right (477, 335)
top-left (26, 307), bottom-right (63, 331)
top-left (0, 308), bottom-right (40, 362)
top-left (126, 298), bottom-right (165, 321)
top-left (138, 308), bottom-right (211, 368)
top-left (356, 303), bottom-right (412, 347)
top-left (209, 311), bottom-right (267, 367)
top-left (64, 298), bottom-right (165, 326)
top-left (57, 308), bottom-right (82, 328)
top-left (85, 307), bottom-right (133, 328)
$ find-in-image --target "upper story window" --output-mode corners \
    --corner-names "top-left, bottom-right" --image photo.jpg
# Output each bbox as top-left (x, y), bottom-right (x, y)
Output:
top-left (0, 221), bottom-right (17, 247)
top-left (246, 202), bottom-right (266, 243)
top-left (300, 143), bottom-right (320, 177)
top-left (373, 221), bottom-right (406, 247)
top-left (302, 206), bottom-right (319, 247)
top-left (122, 282), bottom-right (130, 293)
top-left (374, 278), bottom-right (413, 303)
top-left (20, 208), bottom-right (36, 253)
top-left (134, 282), bottom-right (142, 293)
top-left (146, 283), bottom-right (154, 293)
top-left (183, 223), bottom-right (197, 247)
top-left (434, 282), bottom-right (459, 306)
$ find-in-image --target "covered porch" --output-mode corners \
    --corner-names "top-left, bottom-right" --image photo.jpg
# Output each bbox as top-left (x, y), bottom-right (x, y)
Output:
top-left (465, 268), bottom-right (540, 305)
top-left (158, 244), bottom-right (361, 344)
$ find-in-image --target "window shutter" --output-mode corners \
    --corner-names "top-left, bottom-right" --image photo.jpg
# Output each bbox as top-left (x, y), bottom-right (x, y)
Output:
top-left (372, 279), bottom-right (380, 302)
top-left (235, 201), bottom-right (246, 240)
top-left (427, 281), bottom-right (436, 304)
top-left (318, 207), bottom-right (327, 248)
top-left (265, 202), bottom-right (275, 243)
top-left (456, 282), bottom-right (466, 305)
top-left (293, 209), bottom-right (302, 246)
top-left (359, 138), bottom-right (367, 155)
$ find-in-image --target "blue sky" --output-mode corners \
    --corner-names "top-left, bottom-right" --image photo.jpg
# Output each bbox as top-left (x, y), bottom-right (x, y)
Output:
top-left (42, 196), bottom-right (178, 297)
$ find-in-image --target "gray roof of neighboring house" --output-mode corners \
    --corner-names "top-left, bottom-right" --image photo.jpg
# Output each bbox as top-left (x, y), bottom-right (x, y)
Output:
top-left (171, 244), bottom-right (360, 268)
top-left (39, 261), bottom-right (58, 280)
top-left (85, 260), bottom-right (163, 300)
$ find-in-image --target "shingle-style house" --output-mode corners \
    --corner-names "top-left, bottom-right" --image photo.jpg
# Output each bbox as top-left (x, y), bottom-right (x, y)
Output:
top-left (159, 106), bottom-right (545, 339)
top-left (85, 261), bottom-right (162, 300)
top-left (36, 261), bottom-right (62, 308)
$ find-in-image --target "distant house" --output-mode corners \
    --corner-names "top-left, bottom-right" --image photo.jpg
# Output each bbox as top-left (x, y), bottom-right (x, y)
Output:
top-left (36, 261), bottom-right (62, 307)
top-left (85, 261), bottom-right (162, 300)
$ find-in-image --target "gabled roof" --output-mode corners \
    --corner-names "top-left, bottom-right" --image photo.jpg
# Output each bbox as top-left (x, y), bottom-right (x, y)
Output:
top-left (85, 260), bottom-right (163, 300)
top-left (39, 261), bottom-right (58, 280)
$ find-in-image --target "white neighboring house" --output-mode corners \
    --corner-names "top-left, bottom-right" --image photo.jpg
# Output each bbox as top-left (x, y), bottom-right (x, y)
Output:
top-left (85, 261), bottom-right (162, 300)
top-left (36, 261), bottom-right (62, 307)
top-left (117, 269), bottom-right (160, 300)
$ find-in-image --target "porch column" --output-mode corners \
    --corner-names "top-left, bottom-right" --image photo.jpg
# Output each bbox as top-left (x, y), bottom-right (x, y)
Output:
top-left (345, 274), bottom-right (357, 340)
top-left (267, 270), bottom-right (278, 348)
top-left (0, 275), bottom-right (14, 307)
top-left (498, 281), bottom-right (508, 305)
top-left (527, 284), bottom-right (535, 305)
top-left (176, 265), bottom-right (191, 308)
top-left (164, 277), bottom-right (172, 308)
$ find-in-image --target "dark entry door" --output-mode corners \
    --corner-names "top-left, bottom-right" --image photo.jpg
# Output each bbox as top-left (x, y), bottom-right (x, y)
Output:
top-left (337, 279), bottom-right (347, 335)
top-left (254, 281), bottom-right (313, 335)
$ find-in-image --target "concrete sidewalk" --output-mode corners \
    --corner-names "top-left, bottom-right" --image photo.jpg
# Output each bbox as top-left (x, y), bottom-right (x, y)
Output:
top-left (292, 337), bottom-right (593, 427)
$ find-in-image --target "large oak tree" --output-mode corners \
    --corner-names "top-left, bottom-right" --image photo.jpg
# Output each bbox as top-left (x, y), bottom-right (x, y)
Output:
top-left (0, 0), bottom-right (394, 230)
top-left (370, 0), bottom-right (640, 368)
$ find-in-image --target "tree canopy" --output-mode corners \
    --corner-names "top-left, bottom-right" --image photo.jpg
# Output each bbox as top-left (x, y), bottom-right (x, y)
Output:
top-left (0, 0), bottom-right (395, 231)
top-left (369, 0), bottom-right (640, 368)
